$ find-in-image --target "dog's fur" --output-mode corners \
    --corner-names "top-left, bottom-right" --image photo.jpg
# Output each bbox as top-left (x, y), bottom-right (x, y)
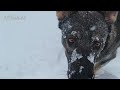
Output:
top-left (56, 11), bottom-right (120, 79)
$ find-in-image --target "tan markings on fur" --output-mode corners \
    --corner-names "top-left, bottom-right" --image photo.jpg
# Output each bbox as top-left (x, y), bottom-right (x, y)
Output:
top-left (107, 25), bottom-right (117, 48)
top-left (105, 11), bottom-right (118, 23)
top-left (56, 11), bottom-right (70, 20)
top-left (94, 63), bottom-right (102, 74)
top-left (56, 11), bottom-right (64, 20)
top-left (94, 61), bottom-right (110, 74)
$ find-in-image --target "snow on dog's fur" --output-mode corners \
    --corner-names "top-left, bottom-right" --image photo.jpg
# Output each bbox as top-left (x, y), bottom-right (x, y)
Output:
top-left (56, 11), bottom-right (119, 79)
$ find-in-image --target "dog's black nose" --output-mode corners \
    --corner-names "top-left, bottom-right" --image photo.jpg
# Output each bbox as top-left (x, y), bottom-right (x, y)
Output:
top-left (68, 57), bottom-right (95, 79)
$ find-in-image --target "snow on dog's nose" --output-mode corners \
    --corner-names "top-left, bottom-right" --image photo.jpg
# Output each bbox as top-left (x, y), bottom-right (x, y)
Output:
top-left (67, 49), bottom-right (95, 79)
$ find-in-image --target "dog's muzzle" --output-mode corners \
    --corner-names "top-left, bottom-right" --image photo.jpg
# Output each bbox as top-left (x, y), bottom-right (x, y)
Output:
top-left (67, 55), bottom-right (95, 79)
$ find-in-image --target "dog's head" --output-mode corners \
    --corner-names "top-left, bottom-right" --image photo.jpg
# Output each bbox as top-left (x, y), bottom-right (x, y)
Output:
top-left (56, 11), bottom-right (118, 79)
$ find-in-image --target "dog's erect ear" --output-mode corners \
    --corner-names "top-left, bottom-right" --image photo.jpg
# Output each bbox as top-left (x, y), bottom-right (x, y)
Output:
top-left (56, 11), bottom-right (77, 21)
top-left (56, 11), bottom-right (66, 20)
top-left (101, 11), bottom-right (119, 24)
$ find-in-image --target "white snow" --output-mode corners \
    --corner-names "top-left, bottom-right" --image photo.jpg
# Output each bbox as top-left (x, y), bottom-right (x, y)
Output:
top-left (71, 49), bottom-right (83, 63)
top-left (67, 21), bottom-right (72, 29)
top-left (0, 11), bottom-right (119, 79)
top-left (70, 70), bottom-right (76, 76)
top-left (71, 31), bottom-right (77, 36)
top-left (92, 36), bottom-right (100, 42)
top-left (87, 53), bottom-right (95, 63)
top-left (90, 26), bottom-right (96, 31)
top-left (79, 66), bottom-right (84, 73)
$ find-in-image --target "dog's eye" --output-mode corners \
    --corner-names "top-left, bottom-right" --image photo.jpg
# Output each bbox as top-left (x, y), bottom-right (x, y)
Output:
top-left (68, 38), bottom-right (75, 43)
top-left (93, 41), bottom-right (101, 50)
top-left (67, 36), bottom-right (77, 46)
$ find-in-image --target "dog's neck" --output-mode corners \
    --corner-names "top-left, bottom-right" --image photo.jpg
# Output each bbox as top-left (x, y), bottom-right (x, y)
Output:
top-left (95, 25), bottom-right (118, 71)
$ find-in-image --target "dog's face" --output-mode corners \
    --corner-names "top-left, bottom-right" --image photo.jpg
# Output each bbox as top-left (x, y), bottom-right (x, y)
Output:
top-left (57, 11), bottom-right (118, 79)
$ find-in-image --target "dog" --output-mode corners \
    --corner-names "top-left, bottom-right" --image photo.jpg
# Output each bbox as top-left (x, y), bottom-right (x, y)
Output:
top-left (56, 11), bottom-right (120, 79)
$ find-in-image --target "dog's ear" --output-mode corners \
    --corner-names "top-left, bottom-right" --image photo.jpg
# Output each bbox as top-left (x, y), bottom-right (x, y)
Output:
top-left (56, 11), bottom-right (71, 21)
top-left (101, 11), bottom-right (119, 24)
top-left (56, 11), bottom-right (77, 21)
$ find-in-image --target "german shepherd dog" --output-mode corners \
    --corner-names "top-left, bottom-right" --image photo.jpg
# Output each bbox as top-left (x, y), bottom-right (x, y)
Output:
top-left (56, 11), bottom-right (120, 79)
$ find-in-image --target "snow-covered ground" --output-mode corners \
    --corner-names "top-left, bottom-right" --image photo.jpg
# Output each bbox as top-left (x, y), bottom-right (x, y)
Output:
top-left (0, 11), bottom-right (119, 79)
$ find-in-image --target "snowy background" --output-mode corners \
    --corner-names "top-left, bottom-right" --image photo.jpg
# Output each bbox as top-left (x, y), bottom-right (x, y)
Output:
top-left (0, 11), bottom-right (120, 79)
